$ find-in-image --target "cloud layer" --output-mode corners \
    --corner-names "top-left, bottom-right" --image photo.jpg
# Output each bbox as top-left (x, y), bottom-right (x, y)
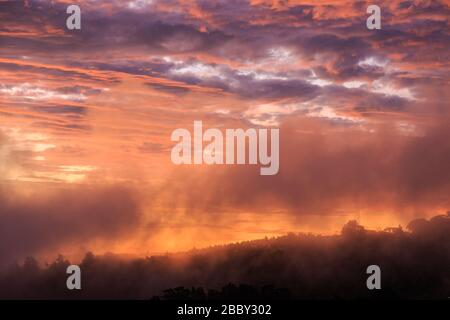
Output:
top-left (0, 0), bottom-right (448, 261)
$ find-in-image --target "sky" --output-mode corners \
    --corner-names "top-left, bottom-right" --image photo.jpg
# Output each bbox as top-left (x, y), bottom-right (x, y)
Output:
top-left (0, 0), bottom-right (449, 264)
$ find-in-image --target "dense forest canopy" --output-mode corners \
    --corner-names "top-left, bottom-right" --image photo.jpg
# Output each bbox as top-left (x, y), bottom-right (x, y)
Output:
top-left (1, 213), bottom-right (448, 299)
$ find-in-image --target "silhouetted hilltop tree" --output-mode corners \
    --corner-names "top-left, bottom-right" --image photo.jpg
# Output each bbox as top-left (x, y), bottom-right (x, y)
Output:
top-left (341, 220), bottom-right (366, 237)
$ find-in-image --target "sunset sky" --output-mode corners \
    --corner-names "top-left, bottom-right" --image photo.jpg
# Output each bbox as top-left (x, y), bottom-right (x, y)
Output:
top-left (0, 0), bottom-right (449, 265)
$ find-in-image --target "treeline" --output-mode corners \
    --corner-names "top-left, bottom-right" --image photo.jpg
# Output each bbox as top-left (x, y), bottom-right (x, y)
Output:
top-left (0, 213), bottom-right (449, 299)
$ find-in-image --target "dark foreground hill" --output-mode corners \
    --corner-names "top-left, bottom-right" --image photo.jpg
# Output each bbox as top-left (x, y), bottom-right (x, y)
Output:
top-left (1, 213), bottom-right (449, 299)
